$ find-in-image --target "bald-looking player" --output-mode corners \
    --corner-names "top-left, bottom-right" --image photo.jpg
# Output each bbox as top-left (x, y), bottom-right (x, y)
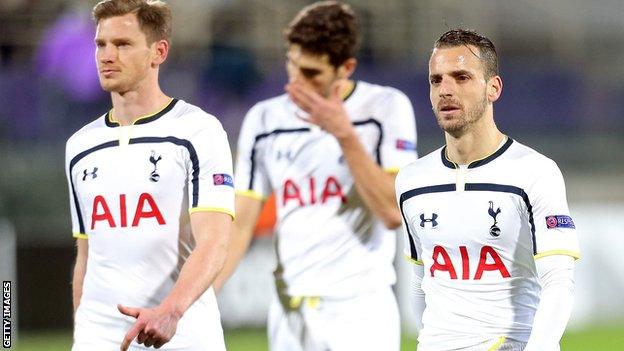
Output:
top-left (213, 1), bottom-right (417, 351)
top-left (66, 1), bottom-right (233, 350)
top-left (395, 29), bottom-right (580, 351)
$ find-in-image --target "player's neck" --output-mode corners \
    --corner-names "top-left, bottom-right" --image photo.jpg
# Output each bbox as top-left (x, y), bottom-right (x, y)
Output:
top-left (444, 116), bottom-right (505, 166)
top-left (110, 81), bottom-right (171, 126)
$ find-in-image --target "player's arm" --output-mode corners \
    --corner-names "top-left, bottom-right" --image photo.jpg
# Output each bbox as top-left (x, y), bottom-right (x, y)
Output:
top-left (524, 159), bottom-right (580, 350)
top-left (286, 81), bottom-right (402, 228)
top-left (213, 194), bottom-right (264, 292)
top-left (72, 238), bottom-right (88, 315)
top-left (524, 255), bottom-right (575, 350)
top-left (119, 211), bottom-right (232, 350)
top-left (411, 263), bottom-right (426, 331)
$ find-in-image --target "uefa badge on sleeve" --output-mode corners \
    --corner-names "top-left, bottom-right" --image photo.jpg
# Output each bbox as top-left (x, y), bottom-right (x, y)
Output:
top-left (213, 173), bottom-right (234, 187)
top-left (545, 215), bottom-right (575, 229)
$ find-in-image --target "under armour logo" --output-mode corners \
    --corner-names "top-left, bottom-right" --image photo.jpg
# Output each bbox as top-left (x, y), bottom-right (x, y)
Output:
top-left (488, 201), bottom-right (501, 237)
top-left (420, 213), bottom-right (438, 228)
top-left (277, 150), bottom-right (294, 162)
top-left (149, 151), bottom-right (162, 182)
top-left (82, 167), bottom-right (98, 181)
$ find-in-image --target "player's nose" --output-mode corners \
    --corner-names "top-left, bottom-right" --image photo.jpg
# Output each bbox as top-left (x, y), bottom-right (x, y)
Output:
top-left (438, 76), bottom-right (455, 97)
top-left (97, 44), bottom-right (116, 63)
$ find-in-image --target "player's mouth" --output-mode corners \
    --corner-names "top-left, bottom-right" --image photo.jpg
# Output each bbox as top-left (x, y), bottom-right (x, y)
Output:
top-left (438, 103), bottom-right (461, 116)
top-left (100, 68), bottom-right (120, 78)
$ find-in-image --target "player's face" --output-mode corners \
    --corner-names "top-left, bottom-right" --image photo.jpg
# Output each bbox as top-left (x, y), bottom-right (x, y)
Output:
top-left (95, 13), bottom-right (156, 93)
top-left (286, 45), bottom-right (339, 98)
top-left (429, 45), bottom-right (495, 136)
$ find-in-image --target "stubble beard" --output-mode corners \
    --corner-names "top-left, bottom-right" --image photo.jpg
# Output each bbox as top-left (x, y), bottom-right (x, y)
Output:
top-left (435, 94), bottom-right (488, 138)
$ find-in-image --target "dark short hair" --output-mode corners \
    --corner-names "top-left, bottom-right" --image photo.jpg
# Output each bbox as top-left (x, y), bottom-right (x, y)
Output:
top-left (434, 29), bottom-right (498, 80)
top-left (285, 1), bottom-right (358, 68)
top-left (92, 0), bottom-right (172, 44)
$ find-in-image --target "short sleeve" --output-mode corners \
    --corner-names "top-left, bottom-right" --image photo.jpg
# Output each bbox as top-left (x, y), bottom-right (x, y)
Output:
top-left (187, 120), bottom-right (235, 218)
top-left (377, 90), bottom-right (418, 172)
top-left (234, 104), bottom-right (272, 200)
top-left (65, 138), bottom-right (88, 239)
top-left (529, 160), bottom-right (580, 260)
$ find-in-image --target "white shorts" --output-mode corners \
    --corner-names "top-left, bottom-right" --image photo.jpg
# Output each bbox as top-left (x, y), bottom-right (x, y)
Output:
top-left (73, 298), bottom-right (225, 351)
top-left (268, 287), bottom-right (400, 351)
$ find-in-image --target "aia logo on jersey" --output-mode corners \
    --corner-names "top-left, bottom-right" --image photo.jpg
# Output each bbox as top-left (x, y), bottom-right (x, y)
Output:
top-left (420, 213), bottom-right (438, 228)
top-left (282, 176), bottom-right (346, 206)
top-left (91, 193), bottom-right (165, 229)
top-left (149, 151), bottom-right (162, 182)
top-left (488, 201), bottom-right (501, 237)
top-left (431, 245), bottom-right (510, 280)
top-left (82, 167), bottom-right (98, 181)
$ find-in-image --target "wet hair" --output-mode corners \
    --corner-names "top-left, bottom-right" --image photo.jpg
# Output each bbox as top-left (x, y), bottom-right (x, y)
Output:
top-left (285, 1), bottom-right (358, 68)
top-left (434, 28), bottom-right (498, 79)
top-left (92, 0), bottom-right (172, 44)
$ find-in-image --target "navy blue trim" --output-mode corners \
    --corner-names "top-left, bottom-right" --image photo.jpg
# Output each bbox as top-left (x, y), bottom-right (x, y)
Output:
top-left (105, 99), bottom-right (179, 127)
top-left (399, 184), bottom-right (456, 261)
top-left (440, 147), bottom-right (457, 169)
top-left (247, 117), bottom-right (383, 191)
top-left (398, 181), bottom-right (537, 259)
top-left (440, 137), bottom-right (514, 169)
top-left (468, 138), bottom-right (513, 168)
top-left (68, 135), bottom-right (199, 234)
top-left (129, 137), bottom-right (200, 207)
top-left (464, 183), bottom-right (536, 255)
top-left (69, 140), bottom-right (120, 234)
top-left (248, 127), bottom-right (310, 190)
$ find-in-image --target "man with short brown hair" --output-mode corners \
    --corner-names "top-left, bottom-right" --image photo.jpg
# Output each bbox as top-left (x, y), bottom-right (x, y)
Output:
top-left (215, 2), bottom-right (418, 350)
top-left (67, 1), bottom-right (233, 350)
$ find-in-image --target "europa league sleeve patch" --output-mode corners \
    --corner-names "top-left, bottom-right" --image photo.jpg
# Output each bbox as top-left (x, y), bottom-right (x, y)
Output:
top-left (545, 215), bottom-right (575, 229)
top-left (213, 174), bottom-right (234, 187)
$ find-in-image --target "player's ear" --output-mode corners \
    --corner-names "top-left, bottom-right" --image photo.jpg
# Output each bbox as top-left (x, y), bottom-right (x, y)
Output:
top-left (336, 58), bottom-right (357, 79)
top-left (487, 75), bottom-right (502, 103)
top-left (151, 39), bottom-right (169, 67)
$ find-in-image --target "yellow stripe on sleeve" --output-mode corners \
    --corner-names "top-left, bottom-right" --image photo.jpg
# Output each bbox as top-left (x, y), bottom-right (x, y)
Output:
top-left (235, 189), bottom-right (266, 200)
top-left (404, 254), bottom-right (423, 265)
top-left (384, 167), bottom-right (401, 174)
top-left (73, 232), bottom-right (88, 239)
top-left (534, 250), bottom-right (581, 260)
top-left (487, 336), bottom-right (506, 351)
top-left (189, 207), bottom-right (235, 219)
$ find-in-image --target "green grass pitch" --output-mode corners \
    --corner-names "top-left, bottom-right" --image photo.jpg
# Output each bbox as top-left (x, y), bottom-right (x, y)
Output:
top-left (14, 324), bottom-right (624, 350)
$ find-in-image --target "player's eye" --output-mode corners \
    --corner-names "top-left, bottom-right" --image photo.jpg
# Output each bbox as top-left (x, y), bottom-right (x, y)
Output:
top-left (430, 77), bottom-right (441, 85)
top-left (300, 68), bottom-right (321, 79)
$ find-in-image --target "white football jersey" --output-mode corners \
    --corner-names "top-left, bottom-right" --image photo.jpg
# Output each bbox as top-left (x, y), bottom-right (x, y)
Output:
top-left (66, 99), bottom-right (234, 347)
top-left (395, 137), bottom-right (580, 350)
top-left (235, 81), bottom-right (418, 297)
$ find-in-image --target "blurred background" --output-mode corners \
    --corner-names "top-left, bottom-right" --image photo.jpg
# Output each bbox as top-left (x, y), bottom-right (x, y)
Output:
top-left (1, 0), bottom-right (623, 350)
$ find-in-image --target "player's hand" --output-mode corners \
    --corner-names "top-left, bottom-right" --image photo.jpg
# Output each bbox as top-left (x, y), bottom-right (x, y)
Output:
top-left (118, 303), bottom-right (181, 350)
top-left (285, 80), bottom-right (355, 141)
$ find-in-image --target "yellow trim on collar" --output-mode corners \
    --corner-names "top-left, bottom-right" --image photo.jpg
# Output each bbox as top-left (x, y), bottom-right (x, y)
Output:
top-left (534, 250), bottom-right (581, 260)
top-left (235, 189), bottom-right (266, 201)
top-left (189, 207), bottom-right (235, 220)
top-left (73, 232), bottom-right (88, 239)
top-left (108, 98), bottom-right (174, 125)
top-left (404, 254), bottom-right (423, 265)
